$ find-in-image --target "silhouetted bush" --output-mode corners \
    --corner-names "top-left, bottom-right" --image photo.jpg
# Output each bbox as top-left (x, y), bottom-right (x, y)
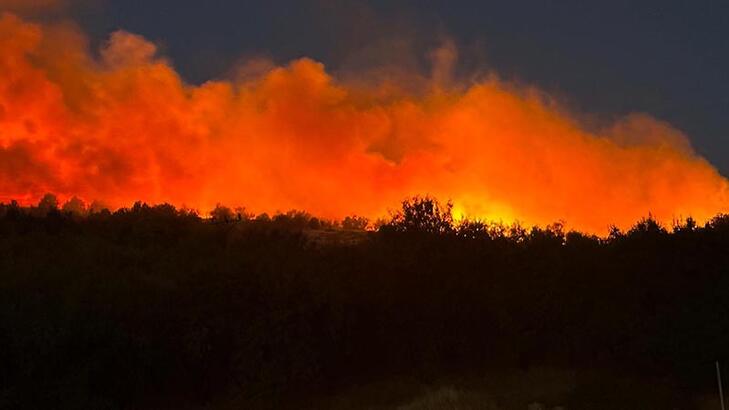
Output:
top-left (381, 196), bottom-right (455, 234)
top-left (342, 215), bottom-right (370, 231)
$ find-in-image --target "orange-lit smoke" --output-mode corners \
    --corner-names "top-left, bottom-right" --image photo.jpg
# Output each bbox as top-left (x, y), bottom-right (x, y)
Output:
top-left (1, 13), bottom-right (727, 233)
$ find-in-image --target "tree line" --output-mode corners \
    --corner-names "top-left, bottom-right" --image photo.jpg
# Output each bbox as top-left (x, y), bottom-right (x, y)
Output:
top-left (1, 195), bottom-right (729, 408)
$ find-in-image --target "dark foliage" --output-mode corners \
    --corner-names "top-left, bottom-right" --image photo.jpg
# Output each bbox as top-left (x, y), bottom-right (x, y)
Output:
top-left (1, 197), bottom-right (729, 408)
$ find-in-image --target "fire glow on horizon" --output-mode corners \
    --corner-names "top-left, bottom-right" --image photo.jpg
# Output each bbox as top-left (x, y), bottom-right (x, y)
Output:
top-left (0, 13), bottom-right (727, 233)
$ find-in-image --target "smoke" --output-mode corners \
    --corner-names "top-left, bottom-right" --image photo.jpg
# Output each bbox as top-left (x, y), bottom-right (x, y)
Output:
top-left (0, 0), bottom-right (66, 14)
top-left (0, 13), bottom-right (727, 233)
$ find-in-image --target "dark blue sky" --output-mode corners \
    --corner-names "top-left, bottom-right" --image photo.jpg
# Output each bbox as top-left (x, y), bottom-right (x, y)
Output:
top-left (68, 0), bottom-right (729, 173)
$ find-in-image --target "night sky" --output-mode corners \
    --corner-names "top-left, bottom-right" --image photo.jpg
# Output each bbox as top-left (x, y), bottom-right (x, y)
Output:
top-left (58, 0), bottom-right (729, 174)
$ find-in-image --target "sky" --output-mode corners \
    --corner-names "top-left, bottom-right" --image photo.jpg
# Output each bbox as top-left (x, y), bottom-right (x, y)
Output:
top-left (53, 0), bottom-right (729, 174)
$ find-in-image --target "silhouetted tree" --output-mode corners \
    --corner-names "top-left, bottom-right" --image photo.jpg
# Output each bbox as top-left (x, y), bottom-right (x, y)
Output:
top-left (34, 193), bottom-right (59, 216)
top-left (234, 206), bottom-right (253, 221)
top-left (342, 215), bottom-right (369, 231)
top-left (706, 213), bottom-right (729, 231)
top-left (627, 214), bottom-right (667, 237)
top-left (62, 196), bottom-right (87, 217)
top-left (382, 196), bottom-right (454, 234)
top-left (210, 204), bottom-right (235, 223)
top-left (255, 212), bottom-right (271, 222)
top-left (88, 200), bottom-right (110, 214)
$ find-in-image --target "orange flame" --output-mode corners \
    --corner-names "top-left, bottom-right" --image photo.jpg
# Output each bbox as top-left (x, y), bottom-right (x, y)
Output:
top-left (1, 13), bottom-right (727, 233)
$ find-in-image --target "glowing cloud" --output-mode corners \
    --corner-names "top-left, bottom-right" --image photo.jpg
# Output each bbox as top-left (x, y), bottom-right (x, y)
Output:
top-left (0, 13), bottom-right (727, 233)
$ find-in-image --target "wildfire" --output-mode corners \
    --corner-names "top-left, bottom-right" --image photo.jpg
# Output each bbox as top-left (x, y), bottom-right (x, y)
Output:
top-left (0, 13), bottom-right (727, 233)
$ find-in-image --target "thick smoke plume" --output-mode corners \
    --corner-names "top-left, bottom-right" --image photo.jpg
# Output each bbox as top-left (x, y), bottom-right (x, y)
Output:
top-left (0, 13), bottom-right (727, 233)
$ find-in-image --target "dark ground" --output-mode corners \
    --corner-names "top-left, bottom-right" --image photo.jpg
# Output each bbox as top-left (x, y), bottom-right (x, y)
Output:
top-left (2, 197), bottom-right (729, 409)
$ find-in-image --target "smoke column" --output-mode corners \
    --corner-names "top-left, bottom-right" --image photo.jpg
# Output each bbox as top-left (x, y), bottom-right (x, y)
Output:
top-left (0, 13), bottom-right (727, 233)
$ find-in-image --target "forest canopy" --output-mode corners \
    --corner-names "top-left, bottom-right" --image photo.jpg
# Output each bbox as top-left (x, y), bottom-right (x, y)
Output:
top-left (2, 195), bottom-right (729, 408)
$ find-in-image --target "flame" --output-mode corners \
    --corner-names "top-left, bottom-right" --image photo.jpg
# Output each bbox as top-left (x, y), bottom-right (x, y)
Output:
top-left (0, 13), bottom-right (727, 233)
